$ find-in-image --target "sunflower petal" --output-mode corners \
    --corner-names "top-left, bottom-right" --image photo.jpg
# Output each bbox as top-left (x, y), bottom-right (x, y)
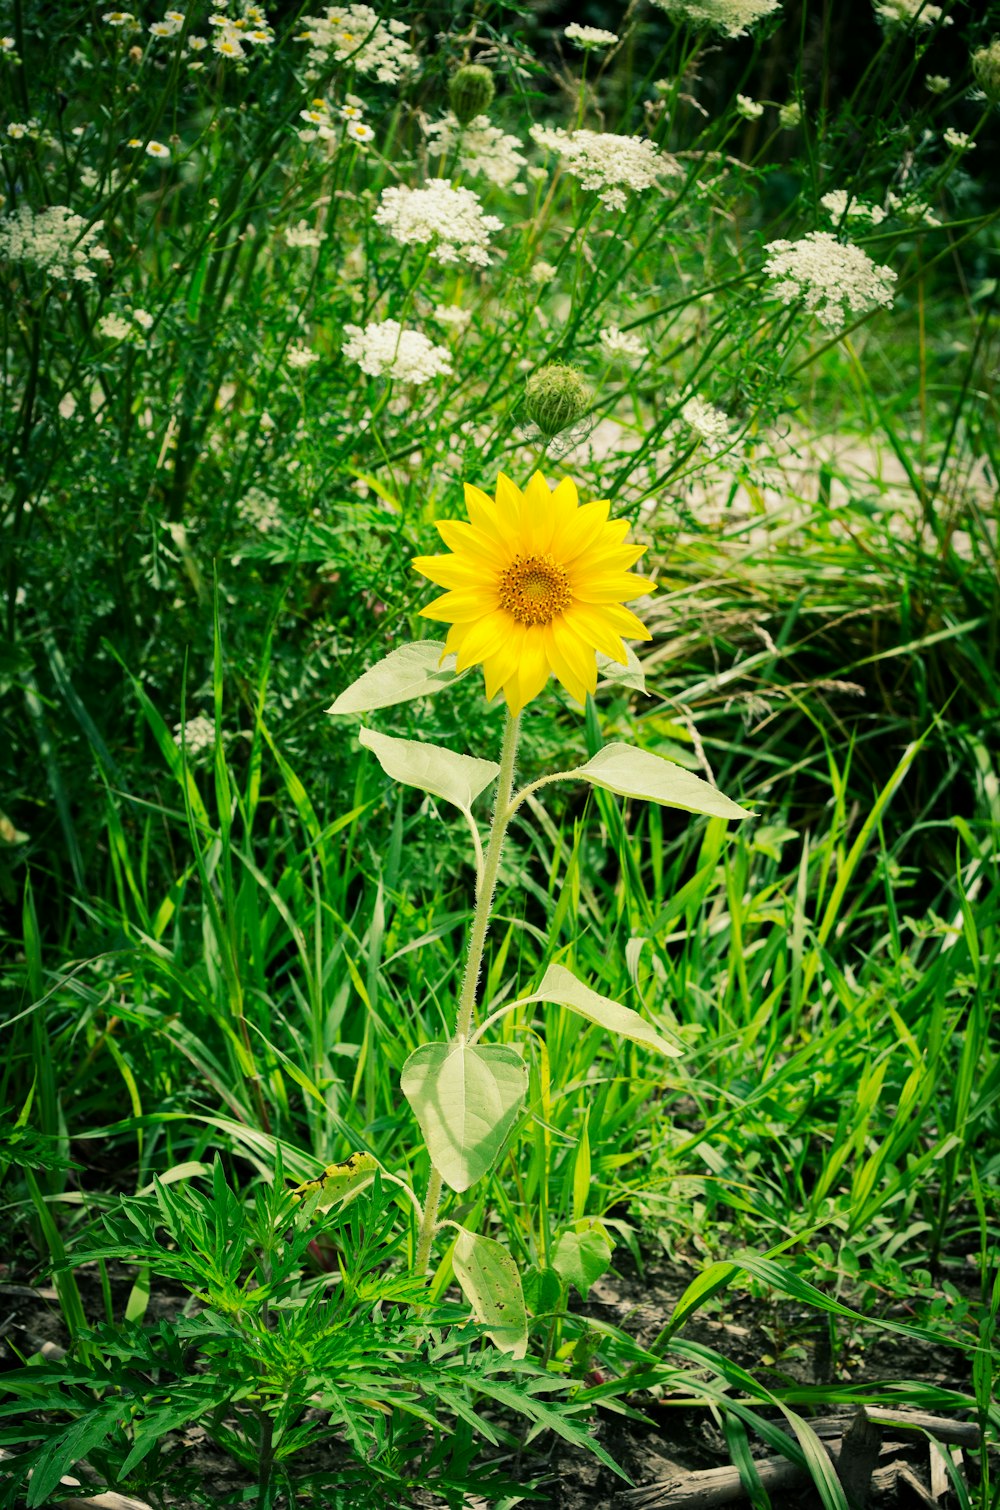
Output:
top-left (412, 554), bottom-right (488, 590)
top-left (564, 604), bottom-right (628, 661)
top-left (454, 611), bottom-right (511, 671)
top-left (558, 499), bottom-right (611, 563)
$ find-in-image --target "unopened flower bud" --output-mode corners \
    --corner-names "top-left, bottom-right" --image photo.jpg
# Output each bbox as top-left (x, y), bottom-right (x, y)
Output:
top-left (449, 64), bottom-right (495, 125)
top-left (524, 363), bottom-right (592, 438)
top-left (972, 39), bottom-right (1000, 102)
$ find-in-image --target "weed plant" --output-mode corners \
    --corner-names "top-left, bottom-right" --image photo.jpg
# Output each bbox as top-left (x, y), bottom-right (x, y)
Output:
top-left (1, 0), bottom-right (999, 1505)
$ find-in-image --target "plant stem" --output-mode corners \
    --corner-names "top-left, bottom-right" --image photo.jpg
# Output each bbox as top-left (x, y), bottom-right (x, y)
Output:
top-left (413, 708), bottom-right (522, 1274)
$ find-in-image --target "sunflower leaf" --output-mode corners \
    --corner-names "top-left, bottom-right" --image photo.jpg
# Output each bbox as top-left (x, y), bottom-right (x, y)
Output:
top-left (327, 641), bottom-right (466, 714)
top-left (401, 1042), bottom-right (527, 1192)
top-left (573, 743), bottom-right (753, 820)
top-left (358, 727), bottom-right (500, 816)
top-left (452, 1227), bottom-right (529, 1358)
top-left (595, 645), bottom-right (648, 695)
top-left (520, 962), bottom-right (682, 1057)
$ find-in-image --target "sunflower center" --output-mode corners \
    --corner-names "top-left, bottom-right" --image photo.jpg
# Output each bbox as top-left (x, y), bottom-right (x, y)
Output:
top-left (497, 553), bottom-right (572, 627)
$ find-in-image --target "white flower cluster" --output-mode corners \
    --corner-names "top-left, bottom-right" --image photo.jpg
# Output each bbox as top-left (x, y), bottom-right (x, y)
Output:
top-left (342, 319), bottom-right (452, 383)
top-left (432, 304), bottom-right (471, 331)
top-left (424, 114), bottom-right (527, 190)
top-left (820, 189), bottom-right (886, 225)
top-left (374, 178), bottom-right (502, 266)
top-left (287, 340), bottom-right (320, 369)
top-left (764, 231), bottom-right (897, 331)
top-left (943, 128), bottom-right (974, 151)
top-left (885, 190), bottom-right (940, 227)
top-left (682, 396), bottom-right (732, 450)
top-left (599, 324), bottom-right (644, 360)
top-left (873, 0), bottom-right (949, 26)
top-left (0, 205), bottom-right (111, 282)
top-left (649, 0), bottom-right (781, 38)
top-left (736, 95), bottom-right (764, 119)
top-left (173, 716), bottom-right (216, 755)
top-left (529, 125), bottom-right (672, 212)
top-left (564, 23), bottom-right (618, 48)
top-left (285, 220), bottom-right (323, 248)
top-left (96, 307), bottom-right (154, 339)
top-left (6, 118), bottom-right (52, 145)
top-left (297, 95), bottom-right (373, 144)
top-left (297, 5), bottom-right (415, 82)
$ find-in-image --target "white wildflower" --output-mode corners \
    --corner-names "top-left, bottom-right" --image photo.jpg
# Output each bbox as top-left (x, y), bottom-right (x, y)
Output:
top-left (530, 259), bottom-right (557, 283)
top-left (146, 140), bottom-right (171, 160)
top-left (342, 319), bottom-right (452, 383)
top-left (374, 178), bottom-right (503, 266)
top-left (297, 4), bottom-right (416, 82)
top-left (736, 94), bottom-right (764, 119)
top-left (885, 191), bottom-right (941, 227)
top-left (96, 312), bottom-right (134, 340)
top-left (213, 32), bottom-right (245, 58)
top-left (820, 189), bottom-right (886, 224)
top-left (132, 308), bottom-right (154, 329)
top-left (599, 324), bottom-right (644, 360)
top-left (649, 0), bottom-right (781, 38)
top-left (682, 395), bottom-right (732, 450)
top-left (874, 0), bottom-right (949, 26)
top-left (0, 204), bottom-right (111, 282)
top-left (529, 125), bottom-right (673, 211)
top-left (287, 340), bottom-right (320, 368)
top-left (346, 121), bottom-right (375, 143)
top-left (764, 231), bottom-right (897, 331)
top-left (424, 113), bottom-right (527, 189)
top-left (103, 10), bottom-right (136, 25)
top-left (943, 128), bottom-right (974, 151)
top-left (188, 34), bottom-right (208, 49)
top-left (432, 304), bottom-right (471, 331)
top-left (285, 219), bottom-right (323, 248)
top-left (925, 74), bottom-right (950, 92)
top-left (238, 487), bottom-right (281, 531)
top-left (173, 715), bottom-right (216, 755)
top-left (149, 17), bottom-right (182, 37)
top-left (564, 23), bottom-right (618, 48)
top-left (779, 100), bottom-right (802, 128)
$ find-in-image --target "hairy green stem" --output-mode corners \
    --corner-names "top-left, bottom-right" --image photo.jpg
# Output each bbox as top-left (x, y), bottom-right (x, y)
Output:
top-left (414, 709), bottom-right (521, 1275)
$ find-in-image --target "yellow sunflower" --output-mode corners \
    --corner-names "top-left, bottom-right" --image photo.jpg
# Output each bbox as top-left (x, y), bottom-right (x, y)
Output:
top-left (412, 471), bottom-right (656, 716)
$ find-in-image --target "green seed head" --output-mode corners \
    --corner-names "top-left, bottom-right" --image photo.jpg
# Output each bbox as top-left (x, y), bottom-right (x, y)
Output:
top-left (972, 39), bottom-right (1000, 102)
top-left (449, 64), bottom-right (495, 126)
top-left (524, 363), bottom-right (592, 439)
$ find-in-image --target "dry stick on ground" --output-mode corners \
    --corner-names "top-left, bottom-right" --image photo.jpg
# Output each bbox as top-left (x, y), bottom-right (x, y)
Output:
top-left (613, 1408), bottom-right (981, 1510)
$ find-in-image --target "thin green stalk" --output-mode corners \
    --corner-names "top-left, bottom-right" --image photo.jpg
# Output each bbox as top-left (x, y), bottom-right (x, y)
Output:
top-left (414, 709), bottom-right (521, 1275)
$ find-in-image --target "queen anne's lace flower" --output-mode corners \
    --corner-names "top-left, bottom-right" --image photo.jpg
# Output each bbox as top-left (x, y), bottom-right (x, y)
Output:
top-left (649, 0), bottom-right (781, 37)
top-left (529, 125), bottom-right (674, 211)
top-left (342, 319), bottom-right (453, 383)
top-left (0, 205), bottom-right (111, 282)
top-left (599, 325), bottom-right (644, 360)
top-left (297, 5), bottom-right (415, 82)
top-left (374, 179), bottom-right (503, 266)
top-left (424, 114), bottom-right (527, 189)
top-left (285, 220), bottom-right (323, 248)
top-left (736, 95), bottom-right (764, 119)
top-left (943, 128), bottom-right (974, 151)
top-left (682, 396), bottom-right (732, 450)
top-left (173, 716), bottom-right (216, 755)
top-left (820, 190), bottom-right (886, 225)
top-left (764, 231), bottom-right (896, 331)
top-left (874, 0), bottom-right (948, 25)
top-left (564, 23), bottom-right (618, 48)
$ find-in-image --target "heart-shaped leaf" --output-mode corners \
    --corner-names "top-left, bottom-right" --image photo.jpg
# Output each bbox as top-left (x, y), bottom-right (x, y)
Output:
top-left (452, 1227), bottom-right (528, 1358)
top-left (328, 641), bottom-right (465, 715)
top-left (520, 962), bottom-right (682, 1057)
top-left (359, 727), bottom-right (499, 817)
top-left (573, 743), bottom-right (752, 820)
top-left (401, 1042), bottom-right (527, 1192)
top-left (552, 1220), bottom-right (614, 1299)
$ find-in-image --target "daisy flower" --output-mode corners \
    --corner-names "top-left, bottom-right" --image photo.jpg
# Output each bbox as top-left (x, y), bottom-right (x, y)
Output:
top-left (347, 121), bottom-right (375, 142)
top-left (146, 140), bottom-right (171, 159)
top-left (413, 472), bottom-right (655, 715)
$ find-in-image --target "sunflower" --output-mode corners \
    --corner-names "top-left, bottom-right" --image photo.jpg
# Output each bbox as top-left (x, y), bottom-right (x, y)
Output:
top-left (412, 471), bottom-right (656, 716)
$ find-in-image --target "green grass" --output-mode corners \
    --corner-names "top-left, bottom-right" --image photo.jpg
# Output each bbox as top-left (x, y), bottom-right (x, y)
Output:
top-left (2, 0), bottom-right (999, 1504)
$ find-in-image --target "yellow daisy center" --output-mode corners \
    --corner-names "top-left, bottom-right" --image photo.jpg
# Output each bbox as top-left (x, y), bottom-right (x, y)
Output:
top-left (497, 553), bottom-right (572, 627)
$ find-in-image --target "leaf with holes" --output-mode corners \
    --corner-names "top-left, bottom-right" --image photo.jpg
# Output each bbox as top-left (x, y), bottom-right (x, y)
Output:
top-left (452, 1228), bottom-right (528, 1358)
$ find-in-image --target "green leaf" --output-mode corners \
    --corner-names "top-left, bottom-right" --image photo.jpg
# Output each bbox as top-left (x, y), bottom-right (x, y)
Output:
top-left (358, 727), bottom-right (500, 817)
top-left (452, 1227), bottom-right (528, 1358)
top-left (401, 1042), bottom-right (527, 1192)
top-left (290, 1151), bottom-right (379, 1211)
top-left (522, 1264), bottom-right (564, 1316)
top-left (327, 641), bottom-right (465, 714)
top-left (552, 1220), bottom-right (614, 1299)
top-left (520, 962), bottom-right (682, 1057)
top-left (596, 645), bottom-right (648, 695)
top-left (572, 742), bottom-right (753, 820)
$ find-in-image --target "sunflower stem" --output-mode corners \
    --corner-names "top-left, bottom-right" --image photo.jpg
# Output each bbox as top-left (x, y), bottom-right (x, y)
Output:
top-left (414, 708), bottom-right (521, 1275)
